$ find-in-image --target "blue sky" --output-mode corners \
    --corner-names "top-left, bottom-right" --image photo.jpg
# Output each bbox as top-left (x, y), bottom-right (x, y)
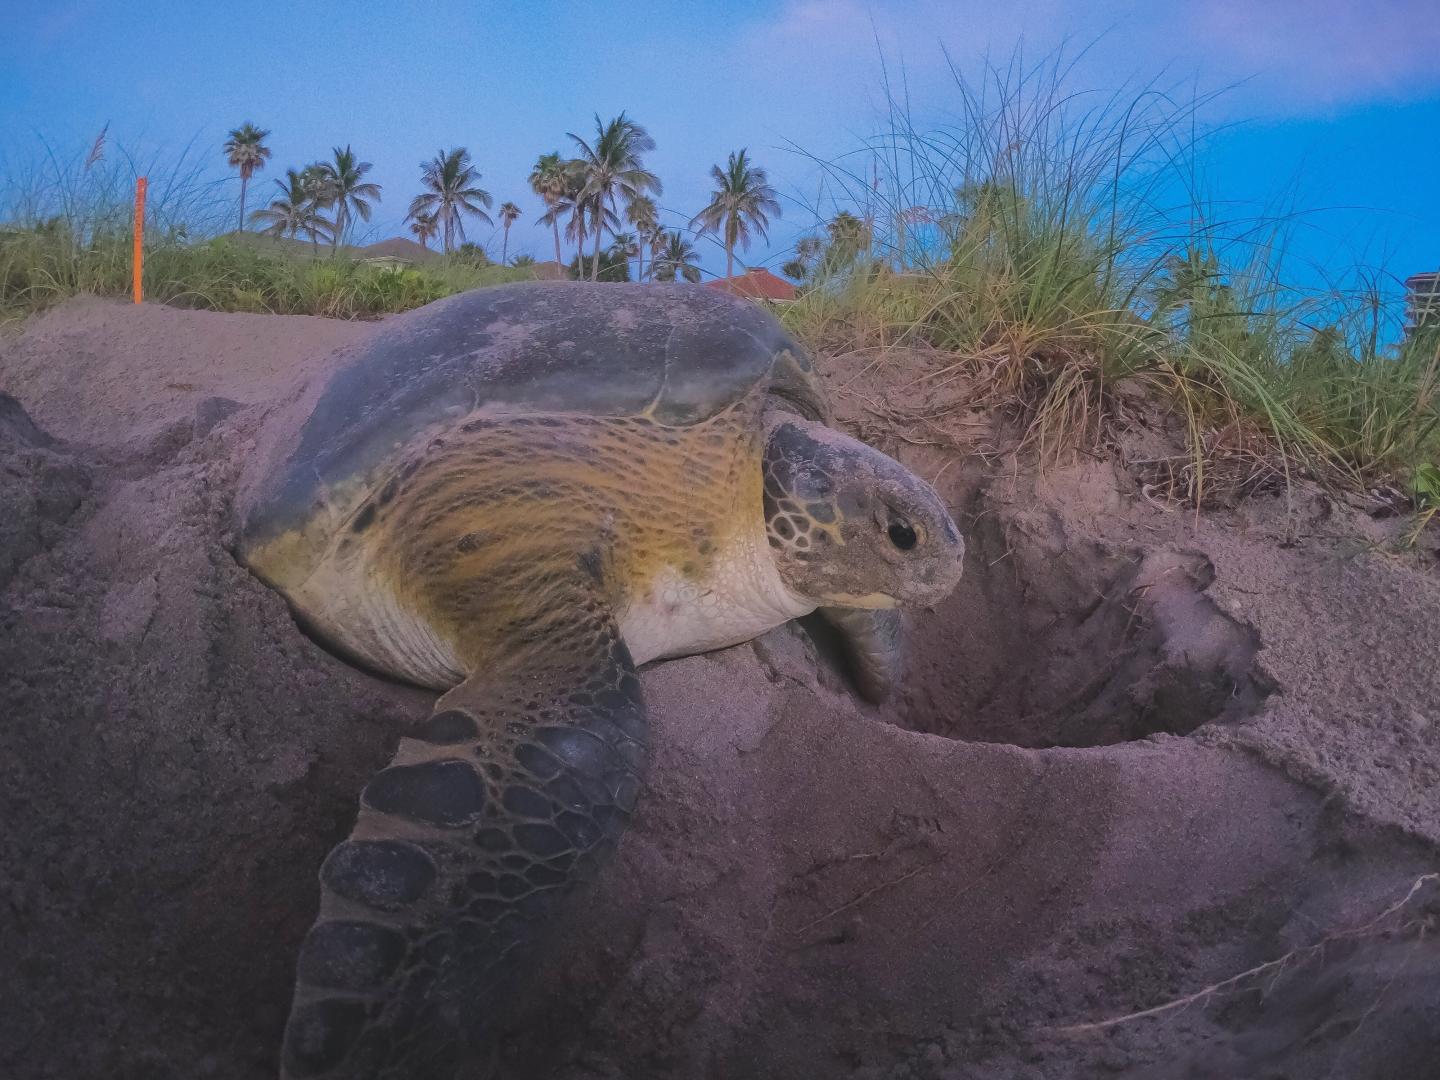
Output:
top-left (3, 0), bottom-right (1439, 287)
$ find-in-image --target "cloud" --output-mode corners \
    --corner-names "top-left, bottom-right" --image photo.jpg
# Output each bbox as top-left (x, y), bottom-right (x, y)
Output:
top-left (1179, 0), bottom-right (1440, 110)
top-left (738, 0), bottom-right (1440, 123)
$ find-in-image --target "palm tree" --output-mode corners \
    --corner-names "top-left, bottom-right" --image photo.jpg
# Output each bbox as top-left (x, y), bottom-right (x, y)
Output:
top-left (781, 235), bottom-right (823, 282)
top-left (538, 190), bottom-right (579, 264)
top-left (612, 231), bottom-right (639, 274)
top-left (298, 164), bottom-right (334, 252)
top-left (249, 169), bottom-right (331, 246)
top-left (456, 241), bottom-right (489, 265)
top-left (565, 165), bottom-right (599, 266)
top-left (690, 149), bottom-right (780, 281)
top-left (511, 253), bottom-right (536, 269)
top-left (409, 211), bottom-right (439, 250)
top-left (652, 231), bottom-right (702, 283)
top-left (825, 210), bottom-right (870, 265)
top-left (537, 164), bottom-right (589, 265)
top-left (498, 201), bottom-right (521, 264)
top-left (408, 148), bottom-right (493, 254)
top-left (224, 123), bottom-right (271, 232)
top-left (625, 194), bottom-right (658, 282)
top-left (529, 152), bottom-right (570, 265)
top-left (568, 113), bottom-right (662, 281)
top-left (317, 145), bottom-right (381, 251)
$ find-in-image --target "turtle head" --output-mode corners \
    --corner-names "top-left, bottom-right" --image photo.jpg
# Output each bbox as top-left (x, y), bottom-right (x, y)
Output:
top-left (760, 414), bottom-right (965, 609)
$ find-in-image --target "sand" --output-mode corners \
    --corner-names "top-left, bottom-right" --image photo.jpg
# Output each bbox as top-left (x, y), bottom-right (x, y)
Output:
top-left (0, 295), bottom-right (1437, 1080)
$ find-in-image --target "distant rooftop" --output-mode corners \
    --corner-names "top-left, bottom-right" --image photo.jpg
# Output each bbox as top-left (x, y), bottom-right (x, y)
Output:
top-left (359, 236), bottom-right (440, 264)
top-left (704, 267), bottom-right (797, 303)
top-left (218, 232), bottom-right (441, 265)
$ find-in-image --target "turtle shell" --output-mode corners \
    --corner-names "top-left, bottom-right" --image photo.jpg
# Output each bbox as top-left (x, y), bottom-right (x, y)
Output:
top-left (241, 281), bottom-right (827, 554)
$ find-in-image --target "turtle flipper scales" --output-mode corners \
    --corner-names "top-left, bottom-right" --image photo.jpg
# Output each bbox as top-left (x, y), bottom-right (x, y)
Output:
top-left (816, 607), bottom-right (905, 704)
top-left (280, 589), bottom-right (646, 1079)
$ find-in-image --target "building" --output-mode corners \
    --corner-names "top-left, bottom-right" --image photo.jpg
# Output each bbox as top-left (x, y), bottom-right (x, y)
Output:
top-left (704, 266), bottom-right (798, 303)
top-left (1404, 271), bottom-right (1440, 332)
top-left (357, 237), bottom-right (439, 269)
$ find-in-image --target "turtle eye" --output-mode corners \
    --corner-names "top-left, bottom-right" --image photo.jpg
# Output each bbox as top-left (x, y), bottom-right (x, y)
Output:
top-left (887, 521), bottom-right (918, 551)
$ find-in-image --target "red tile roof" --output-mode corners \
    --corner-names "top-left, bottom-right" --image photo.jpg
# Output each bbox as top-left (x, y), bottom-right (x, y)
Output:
top-left (704, 267), bottom-right (797, 302)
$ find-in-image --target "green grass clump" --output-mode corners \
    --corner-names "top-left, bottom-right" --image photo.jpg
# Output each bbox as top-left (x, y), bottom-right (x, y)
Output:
top-left (0, 226), bottom-right (532, 321)
top-left (0, 138), bottom-right (534, 322)
top-left (781, 52), bottom-right (1440, 502)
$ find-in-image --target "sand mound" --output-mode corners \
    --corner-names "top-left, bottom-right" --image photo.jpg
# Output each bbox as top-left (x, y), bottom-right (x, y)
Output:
top-left (1, 297), bottom-right (1437, 1080)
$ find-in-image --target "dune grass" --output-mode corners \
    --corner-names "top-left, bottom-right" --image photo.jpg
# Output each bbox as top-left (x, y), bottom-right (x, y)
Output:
top-left (0, 137), bottom-right (532, 322)
top-left (780, 52), bottom-right (1440, 507)
top-left (0, 228), bottom-right (531, 320)
top-left (4, 96), bottom-right (1438, 516)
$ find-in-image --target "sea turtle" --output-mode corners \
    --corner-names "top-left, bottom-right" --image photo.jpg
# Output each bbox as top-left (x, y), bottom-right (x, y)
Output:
top-left (237, 281), bottom-right (966, 1078)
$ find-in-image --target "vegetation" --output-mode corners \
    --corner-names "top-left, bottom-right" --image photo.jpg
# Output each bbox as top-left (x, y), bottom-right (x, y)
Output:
top-left (567, 238), bottom-right (632, 282)
top-left (409, 210), bottom-right (438, 250)
top-left (317, 145), bottom-right (382, 250)
top-left (691, 149), bottom-right (780, 280)
top-left (529, 152), bottom-right (570, 265)
top-left (651, 231), bottom-right (702, 283)
top-left (0, 226), bottom-right (531, 320)
top-left (780, 235), bottom-right (822, 283)
top-left (223, 123), bottom-right (271, 232)
top-left (406, 148), bottom-right (492, 254)
top-left (567, 113), bottom-right (661, 281)
top-left (250, 168), bottom-right (331, 247)
top-left (4, 86), bottom-right (1436, 528)
top-left (776, 56), bottom-right (1440, 513)
top-left (625, 194), bottom-right (658, 282)
top-left (497, 201), bottom-right (521, 264)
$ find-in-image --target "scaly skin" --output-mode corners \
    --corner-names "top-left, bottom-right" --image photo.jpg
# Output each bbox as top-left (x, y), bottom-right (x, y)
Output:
top-left (261, 391), bottom-right (770, 1079)
top-left (247, 392), bottom-right (770, 688)
top-left (244, 326), bottom-right (963, 1079)
top-left (281, 578), bottom-right (646, 1079)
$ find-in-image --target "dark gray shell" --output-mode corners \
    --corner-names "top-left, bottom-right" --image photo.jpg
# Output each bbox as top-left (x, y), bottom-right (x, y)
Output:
top-left (240, 281), bottom-right (826, 554)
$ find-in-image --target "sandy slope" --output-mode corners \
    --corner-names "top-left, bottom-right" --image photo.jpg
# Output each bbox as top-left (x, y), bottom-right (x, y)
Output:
top-left (0, 296), bottom-right (1436, 1080)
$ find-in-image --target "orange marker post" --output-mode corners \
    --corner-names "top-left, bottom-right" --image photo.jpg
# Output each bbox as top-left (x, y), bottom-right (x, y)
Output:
top-left (133, 176), bottom-right (147, 304)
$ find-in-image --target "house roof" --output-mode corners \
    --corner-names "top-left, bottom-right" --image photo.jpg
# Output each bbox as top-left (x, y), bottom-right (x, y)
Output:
top-left (359, 237), bottom-right (439, 264)
top-left (704, 267), bottom-right (797, 302)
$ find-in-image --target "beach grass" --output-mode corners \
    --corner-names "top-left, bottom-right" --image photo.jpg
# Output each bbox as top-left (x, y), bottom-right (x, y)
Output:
top-left (778, 52), bottom-right (1440, 501)
top-left (0, 138), bottom-right (532, 322)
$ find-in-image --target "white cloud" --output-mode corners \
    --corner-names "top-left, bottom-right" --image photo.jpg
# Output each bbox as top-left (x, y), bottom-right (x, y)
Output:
top-left (737, 0), bottom-right (1440, 123)
top-left (1178, 0), bottom-right (1440, 110)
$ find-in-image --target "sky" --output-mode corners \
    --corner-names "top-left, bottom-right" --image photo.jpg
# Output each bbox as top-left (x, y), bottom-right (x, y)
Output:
top-left (3, 0), bottom-right (1439, 288)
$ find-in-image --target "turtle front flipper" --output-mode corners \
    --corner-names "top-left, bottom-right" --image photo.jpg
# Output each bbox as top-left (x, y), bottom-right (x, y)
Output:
top-left (816, 607), bottom-right (905, 704)
top-left (280, 607), bottom-right (646, 1079)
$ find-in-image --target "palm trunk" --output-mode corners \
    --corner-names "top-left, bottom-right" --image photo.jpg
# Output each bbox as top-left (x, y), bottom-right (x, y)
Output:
top-left (239, 174), bottom-right (249, 232)
top-left (552, 220), bottom-right (562, 266)
top-left (502, 226), bottom-right (509, 265)
top-left (725, 242), bottom-right (734, 281)
top-left (593, 195), bottom-right (611, 281)
top-left (637, 240), bottom-right (644, 283)
top-left (590, 213), bottom-right (602, 281)
top-left (332, 205), bottom-right (343, 253)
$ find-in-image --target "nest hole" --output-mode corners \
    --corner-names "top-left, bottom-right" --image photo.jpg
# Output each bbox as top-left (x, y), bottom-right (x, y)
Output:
top-left (887, 504), bottom-right (1273, 748)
